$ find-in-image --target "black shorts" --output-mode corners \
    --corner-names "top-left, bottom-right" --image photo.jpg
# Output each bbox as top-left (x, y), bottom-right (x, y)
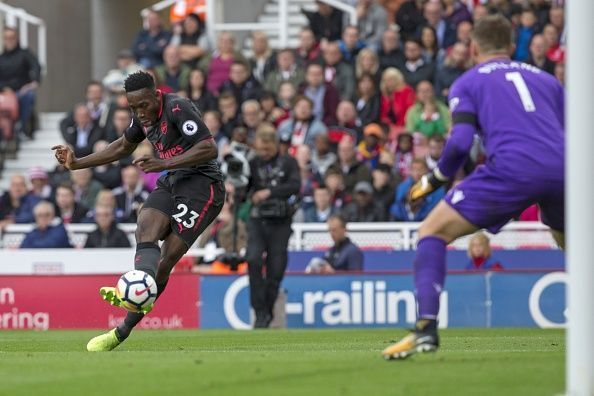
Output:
top-left (143, 173), bottom-right (225, 247)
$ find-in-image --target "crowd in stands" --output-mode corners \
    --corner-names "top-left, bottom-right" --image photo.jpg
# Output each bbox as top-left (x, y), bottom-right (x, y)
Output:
top-left (0, 0), bottom-right (566, 254)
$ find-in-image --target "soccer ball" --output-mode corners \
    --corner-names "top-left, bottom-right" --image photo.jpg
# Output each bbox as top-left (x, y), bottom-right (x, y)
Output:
top-left (115, 270), bottom-right (158, 313)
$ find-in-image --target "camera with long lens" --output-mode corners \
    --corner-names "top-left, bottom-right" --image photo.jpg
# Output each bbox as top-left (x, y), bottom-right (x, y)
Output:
top-left (221, 142), bottom-right (250, 189)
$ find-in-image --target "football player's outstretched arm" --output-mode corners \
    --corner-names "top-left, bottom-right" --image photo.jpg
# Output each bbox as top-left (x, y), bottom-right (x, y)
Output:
top-left (52, 135), bottom-right (138, 170)
top-left (133, 137), bottom-right (218, 173)
top-left (410, 120), bottom-right (476, 201)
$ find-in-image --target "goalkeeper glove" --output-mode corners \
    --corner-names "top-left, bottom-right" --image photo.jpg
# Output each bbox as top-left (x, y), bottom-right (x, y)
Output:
top-left (409, 168), bottom-right (448, 201)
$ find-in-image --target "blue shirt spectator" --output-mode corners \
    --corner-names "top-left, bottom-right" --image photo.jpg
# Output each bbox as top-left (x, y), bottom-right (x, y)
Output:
top-left (0, 174), bottom-right (41, 226)
top-left (20, 201), bottom-right (72, 248)
top-left (390, 159), bottom-right (445, 221)
top-left (306, 215), bottom-right (363, 273)
top-left (131, 10), bottom-right (171, 68)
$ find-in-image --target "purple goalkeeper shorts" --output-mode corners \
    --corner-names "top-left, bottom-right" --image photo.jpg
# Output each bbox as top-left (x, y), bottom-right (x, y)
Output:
top-left (444, 165), bottom-right (564, 233)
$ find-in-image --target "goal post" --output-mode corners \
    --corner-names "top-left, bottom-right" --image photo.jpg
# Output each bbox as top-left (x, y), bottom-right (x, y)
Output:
top-left (566, 0), bottom-right (594, 394)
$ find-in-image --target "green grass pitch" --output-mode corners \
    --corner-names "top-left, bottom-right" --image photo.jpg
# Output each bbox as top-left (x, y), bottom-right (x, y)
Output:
top-left (0, 328), bottom-right (563, 396)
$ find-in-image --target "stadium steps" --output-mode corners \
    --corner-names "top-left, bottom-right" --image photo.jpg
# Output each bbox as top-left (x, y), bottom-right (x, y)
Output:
top-left (0, 112), bottom-right (65, 191)
top-left (244, 0), bottom-right (314, 51)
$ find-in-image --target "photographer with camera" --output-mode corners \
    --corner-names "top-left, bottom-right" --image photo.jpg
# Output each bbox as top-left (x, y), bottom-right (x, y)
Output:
top-left (246, 123), bottom-right (301, 328)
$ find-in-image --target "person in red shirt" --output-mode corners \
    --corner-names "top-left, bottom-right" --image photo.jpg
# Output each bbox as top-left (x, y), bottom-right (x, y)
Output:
top-left (379, 67), bottom-right (415, 130)
top-left (465, 232), bottom-right (503, 271)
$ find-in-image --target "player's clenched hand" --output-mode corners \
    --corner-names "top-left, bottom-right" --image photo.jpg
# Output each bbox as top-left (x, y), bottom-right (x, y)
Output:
top-left (51, 145), bottom-right (77, 170)
top-left (409, 170), bottom-right (447, 201)
top-left (133, 155), bottom-right (168, 173)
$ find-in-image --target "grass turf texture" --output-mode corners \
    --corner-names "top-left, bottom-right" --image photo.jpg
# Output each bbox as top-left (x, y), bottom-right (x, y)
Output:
top-left (0, 328), bottom-right (563, 396)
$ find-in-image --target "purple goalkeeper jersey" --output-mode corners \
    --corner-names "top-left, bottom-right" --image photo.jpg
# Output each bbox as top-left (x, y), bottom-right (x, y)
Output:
top-left (448, 58), bottom-right (564, 179)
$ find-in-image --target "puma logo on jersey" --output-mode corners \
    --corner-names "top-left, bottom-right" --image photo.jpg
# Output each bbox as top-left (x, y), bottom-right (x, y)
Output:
top-left (172, 104), bottom-right (182, 113)
top-left (451, 189), bottom-right (465, 204)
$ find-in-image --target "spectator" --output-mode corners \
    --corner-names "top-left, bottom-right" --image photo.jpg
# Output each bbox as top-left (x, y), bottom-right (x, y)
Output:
top-left (102, 49), bottom-right (143, 95)
top-left (379, 67), bottom-right (416, 129)
top-left (548, 6), bottom-right (565, 46)
top-left (28, 166), bottom-right (52, 201)
top-left (354, 73), bottom-right (380, 128)
top-left (377, 27), bottom-right (405, 72)
top-left (324, 166), bottom-right (350, 210)
top-left (472, 4), bottom-right (489, 22)
top-left (217, 92), bottom-right (240, 139)
top-left (294, 144), bottom-right (320, 213)
top-left (264, 49), bottom-right (305, 94)
top-left (356, 0), bottom-right (388, 50)
top-left (54, 182), bottom-right (88, 224)
top-left (240, 100), bottom-right (264, 144)
top-left (529, 0), bottom-right (550, 31)
top-left (357, 123), bottom-right (385, 169)
top-left (305, 214), bottom-right (363, 272)
top-left (465, 232), bottom-right (503, 270)
top-left (338, 26), bottom-right (366, 65)
top-left (170, 13), bottom-right (210, 68)
top-left (513, 8), bottom-right (537, 62)
top-left (527, 34), bottom-right (555, 75)
top-left (48, 163), bottom-right (71, 190)
top-left (355, 48), bottom-right (381, 83)
top-left (85, 80), bottom-right (114, 130)
top-left (112, 165), bottom-right (150, 223)
top-left (302, 185), bottom-right (337, 223)
top-left (154, 45), bottom-right (191, 94)
top-left (337, 135), bottom-right (372, 194)
top-left (542, 24), bottom-right (563, 63)
top-left (302, 1), bottom-right (344, 43)
top-left (105, 107), bottom-right (132, 143)
top-left (405, 80), bottom-right (450, 138)
top-left (278, 81), bottom-right (297, 114)
top-left (311, 133), bottom-right (337, 177)
top-left (342, 181), bottom-right (387, 222)
top-left (220, 61), bottom-right (262, 105)
top-left (60, 103), bottom-right (106, 158)
top-left (295, 27), bottom-right (322, 67)
top-left (395, 0), bottom-right (426, 41)
top-left (425, 135), bottom-right (445, 170)
top-left (420, 26), bottom-right (443, 66)
top-left (328, 100), bottom-right (360, 148)
top-left (131, 10), bottom-right (171, 69)
top-left (421, 1), bottom-right (456, 49)
top-left (0, 174), bottom-right (41, 226)
top-left (259, 91), bottom-right (289, 127)
top-left (248, 31), bottom-right (276, 84)
top-left (300, 63), bottom-right (340, 125)
top-left (84, 204), bottom-right (131, 248)
top-left (322, 42), bottom-right (356, 100)
top-left (185, 68), bottom-right (217, 112)
top-left (402, 39), bottom-right (436, 89)
top-left (278, 95), bottom-right (327, 153)
top-left (392, 132), bottom-right (414, 179)
top-left (203, 110), bottom-right (229, 162)
top-left (372, 162), bottom-right (397, 213)
top-left (554, 61), bottom-right (564, 86)
top-left (91, 140), bottom-right (123, 189)
top-left (434, 42), bottom-right (470, 102)
top-left (390, 158), bottom-right (444, 221)
top-left (71, 168), bottom-right (103, 210)
top-left (0, 27), bottom-right (41, 138)
top-left (455, 20), bottom-right (473, 46)
top-left (443, 0), bottom-right (472, 27)
top-left (199, 32), bottom-right (248, 95)
top-left (20, 201), bottom-right (71, 248)
top-left (83, 188), bottom-right (123, 223)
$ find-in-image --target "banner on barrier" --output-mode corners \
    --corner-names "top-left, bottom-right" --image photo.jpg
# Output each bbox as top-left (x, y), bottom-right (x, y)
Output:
top-left (0, 274), bottom-right (199, 330)
top-left (200, 272), bottom-right (566, 329)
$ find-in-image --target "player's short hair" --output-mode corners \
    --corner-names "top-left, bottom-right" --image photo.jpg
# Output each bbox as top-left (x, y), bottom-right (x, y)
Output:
top-left (124, 70), bottom-right (156, 93)
top-left (472, 14), bottom-right (513, 54)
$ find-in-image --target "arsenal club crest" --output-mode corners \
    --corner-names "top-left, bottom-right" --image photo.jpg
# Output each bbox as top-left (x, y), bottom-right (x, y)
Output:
top-left (160, 121), bottom-right (168, 134)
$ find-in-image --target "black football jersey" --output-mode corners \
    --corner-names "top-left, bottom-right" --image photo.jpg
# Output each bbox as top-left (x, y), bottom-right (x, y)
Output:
top-left (124, 92), bottom-right (223, 181)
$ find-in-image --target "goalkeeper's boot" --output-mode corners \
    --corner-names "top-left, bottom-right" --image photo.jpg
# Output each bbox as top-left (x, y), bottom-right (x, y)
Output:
top-left (382, 319), bottom-right (439, 360)
top-left (99, 287), bottom-right (122, 308)
top-left (86, 328), bottom-right (122, 352)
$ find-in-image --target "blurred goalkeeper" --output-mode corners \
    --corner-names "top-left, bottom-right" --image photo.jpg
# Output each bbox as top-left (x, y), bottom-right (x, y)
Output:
top-left (53, 71), bottom-right (225, 351)
top-left (382, 14), bottom-right (565, 360)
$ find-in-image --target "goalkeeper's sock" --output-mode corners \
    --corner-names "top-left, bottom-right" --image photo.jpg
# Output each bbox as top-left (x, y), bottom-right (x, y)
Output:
top-left (115, 278), bottom-right (170, 341)
top-left (134, 242), bottom-right (160, 280)
top-left (414, 236), bottom-right (446, 320)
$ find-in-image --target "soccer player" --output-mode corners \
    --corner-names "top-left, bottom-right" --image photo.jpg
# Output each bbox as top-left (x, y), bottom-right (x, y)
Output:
top-left (52, 71), bottom-right (225, 351)
top-left (382, 15), bottom-right (564, 360)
